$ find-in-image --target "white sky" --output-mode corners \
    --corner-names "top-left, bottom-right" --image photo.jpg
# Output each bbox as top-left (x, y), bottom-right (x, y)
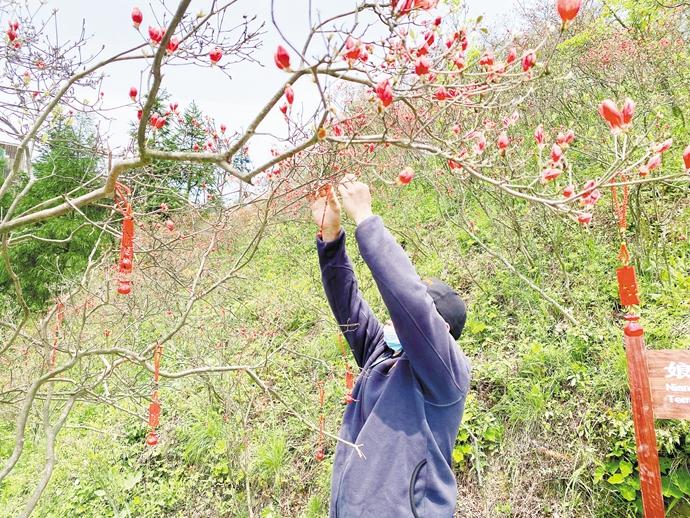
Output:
top-left (13, 0), bottom-right (519, 165)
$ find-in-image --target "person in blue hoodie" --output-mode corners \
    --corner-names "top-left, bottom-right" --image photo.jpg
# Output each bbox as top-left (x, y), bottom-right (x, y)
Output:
top-left (310, 173), bottom-right (472, 517)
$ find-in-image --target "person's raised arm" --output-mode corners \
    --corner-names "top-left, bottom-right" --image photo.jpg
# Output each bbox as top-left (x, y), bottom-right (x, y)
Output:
top-left (310, 185), bottom-right (384, 368)
top-left (337, 175), bottom-right (470, 404)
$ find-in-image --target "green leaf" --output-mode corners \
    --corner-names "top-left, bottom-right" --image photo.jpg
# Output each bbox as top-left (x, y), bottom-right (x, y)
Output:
top-left (619, 460), bottom-right (633, 477)
top-left (608, 473), bottom-right (626, 485)
top-left (619, 484), bottom-right (637, 501)
top-left (672, 470), bottom-right (690, 495)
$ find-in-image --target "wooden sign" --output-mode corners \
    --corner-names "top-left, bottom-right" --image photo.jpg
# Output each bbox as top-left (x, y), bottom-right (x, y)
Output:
top-left (647, 350), bottom-right (690, 420)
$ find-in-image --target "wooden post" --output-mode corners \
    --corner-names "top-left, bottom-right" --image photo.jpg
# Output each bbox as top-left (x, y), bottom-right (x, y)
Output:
top-left (623, 315), bottom-right (665, 517)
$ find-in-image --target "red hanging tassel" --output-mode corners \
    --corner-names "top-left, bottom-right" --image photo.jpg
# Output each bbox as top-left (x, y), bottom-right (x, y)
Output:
top-left (146, 342), bottom-right (164, 446)
top-left (114, 183), bottom-right (135, 295)
top-left (337, 334), bottom-right (356, 405)
top-left (50, 298), bottom-right (65, 367)
top-left (315, 380), bottom-right (325, 461)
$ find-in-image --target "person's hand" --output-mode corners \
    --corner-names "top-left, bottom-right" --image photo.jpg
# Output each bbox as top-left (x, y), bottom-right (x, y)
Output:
top-left (337, 173), bottom-right (373, 225)
top-left (309, 184), bottom-right (341, 242)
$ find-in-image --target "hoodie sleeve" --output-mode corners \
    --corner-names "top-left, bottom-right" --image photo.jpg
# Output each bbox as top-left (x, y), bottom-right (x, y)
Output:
top-left (354, 215), bottom-right (471, 404)
top-left (317, 227), bottom-right (384, 368)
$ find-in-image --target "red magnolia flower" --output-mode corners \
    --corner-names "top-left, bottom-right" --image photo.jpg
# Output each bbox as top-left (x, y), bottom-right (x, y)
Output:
top-left (414, 56), bottom-right (431, 76)
top-left (433, 86), bottom-right (449, 101)
top-left (582, 179), bottom-right (596, 196)
top-left (577, 212), bottom-right (592, 225)
top-left (653, 138), bottom-right (673, 154)
top-left (541, 168), bottom-right (561, 183)
top-left (165, 220), bottom-right (175, 232)
top-left (279, 103), bottom-right (288, 115)
top-left (557, 0), bottom-right (582, 26)
top-left (375, 78), bottom-right (393, 107)
top-left (598, 99), bottom-right (623, 132)
top-left (534, 124), bottom-right (545, 148)
top-left (453, 54), bottom-right (465, 71)
top-left (220, 123), bottom-right (227, 134)
top-left (344, 37), bottom-right (363, 60)
top-left (148, 26), bottom-right (164, 45)
top-left (209, 47), bottom-right (223, 64)
top-left (479, 52), bottom-right (494, 67)
top-left (129, 87), bottom-right (138, 101)
top-left (274, 45), bottom-right (291, 70)
top-left (284, 84), bottom-right (294, 105)
top-left (683, 144), bottom-right (690, 172)
top-left (414, 0), bottom-right (438, 9)
top-left (646, 153), bottom-right (662, 171)
top-left (131, 7), bottom-right (143, 29)
top-left (521, 50), bottom-right (536, 72)
top-left (638, 165), bottom-right (649, 177)
top-left (473, 133), bottom-right (487, 155)
top-left (506, 47), bottom-right (517, 64)
top-left (448, 159), bottom-right (462, 170)
top-left (621, 98), bottom-right (635, 127)
top-left (193, 143), bottom-right (200, 151)
top-left (169, 101), bottom-right (179, 113)
top-left (497, 132), bottom-right (510, 150)
top-left (581, 189), bottom-right (601, 206)
top-left (398, 166), bottom-right (415, 185)
top-left (166, 36), bottom-right (179, 54)
top-left (562, 184), bottom-right (575, 198)
top-left (423, 31), bottom-right (435, 47)
top-left (6, 27), bottom-right (17, 42)
top-left (550, 143), bottom-right (563, 163)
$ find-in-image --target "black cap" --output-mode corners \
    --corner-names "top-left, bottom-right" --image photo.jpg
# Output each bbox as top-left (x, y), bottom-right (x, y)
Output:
top-left (423, 277), bottom-right (466, 340)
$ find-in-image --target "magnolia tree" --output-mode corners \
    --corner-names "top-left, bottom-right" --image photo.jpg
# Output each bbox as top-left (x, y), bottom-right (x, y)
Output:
top-left (1, 0), bottom-right (690, 514)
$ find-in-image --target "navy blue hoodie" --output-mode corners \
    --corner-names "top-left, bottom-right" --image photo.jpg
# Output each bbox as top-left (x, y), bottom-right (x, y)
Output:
top-left (317, 215), bottom-right (471, 518)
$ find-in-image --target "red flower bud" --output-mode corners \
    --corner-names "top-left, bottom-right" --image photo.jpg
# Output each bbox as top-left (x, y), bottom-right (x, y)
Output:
top-left (521, 50), bottom-right (536, 72)
top-left (646, 153), bottom-right (662, 171)
top-left (279, 103), bottom-right (288, 115)
top-left (562, 184), bottom-right (575, 198)
top-left (652, 138), bottom-right (672, 154)
top-left (220, 123), bottom-right (227, 134)
top-left (577, 212), bottom-right (592, 225)
top-left (550, 143), bottom-right (563, 164)
top-left (534, 124), bottom-right (545, 147)
top-left (148, 26), bottom-right (164, 45)
top-left (397, 166), bottom-right (414, 185)
top-left (541, 168), bottom-right (561, 183)
top-left (683, 144), bottom-right (690, 172)
top-left (209, 47), bottom-right (223, 64)
top-left (165, 219), bottom-right (174, 232)
top-left (274, 45), bottom-right (291, 70)
top-left (284, 84), bottom-right (294, 105)
top-left (129, 86), bottom-right (138, 102)
top-left (166, 36), bottom-right (179, 54)
top-left (131, 7), bottom-right (143, 29)
top-left (375, 78), bottom-right (393, 107)
top-left (557, 0), bottom-right (582, 26)
top-left (621, 98), bottom-right (635, 127)
top-left (497, 132), bottom-right (510, 150)
top-left (506, 47), bottom-right (517, 64)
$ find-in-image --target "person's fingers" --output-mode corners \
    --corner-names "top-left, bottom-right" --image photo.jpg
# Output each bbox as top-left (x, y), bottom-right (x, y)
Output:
top-left (327, 188), bottom-right (340, 210)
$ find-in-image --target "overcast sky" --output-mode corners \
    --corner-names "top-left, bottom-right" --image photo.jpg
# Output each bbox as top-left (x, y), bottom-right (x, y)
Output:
top-left (13, 0), bottom-right (521, 165)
